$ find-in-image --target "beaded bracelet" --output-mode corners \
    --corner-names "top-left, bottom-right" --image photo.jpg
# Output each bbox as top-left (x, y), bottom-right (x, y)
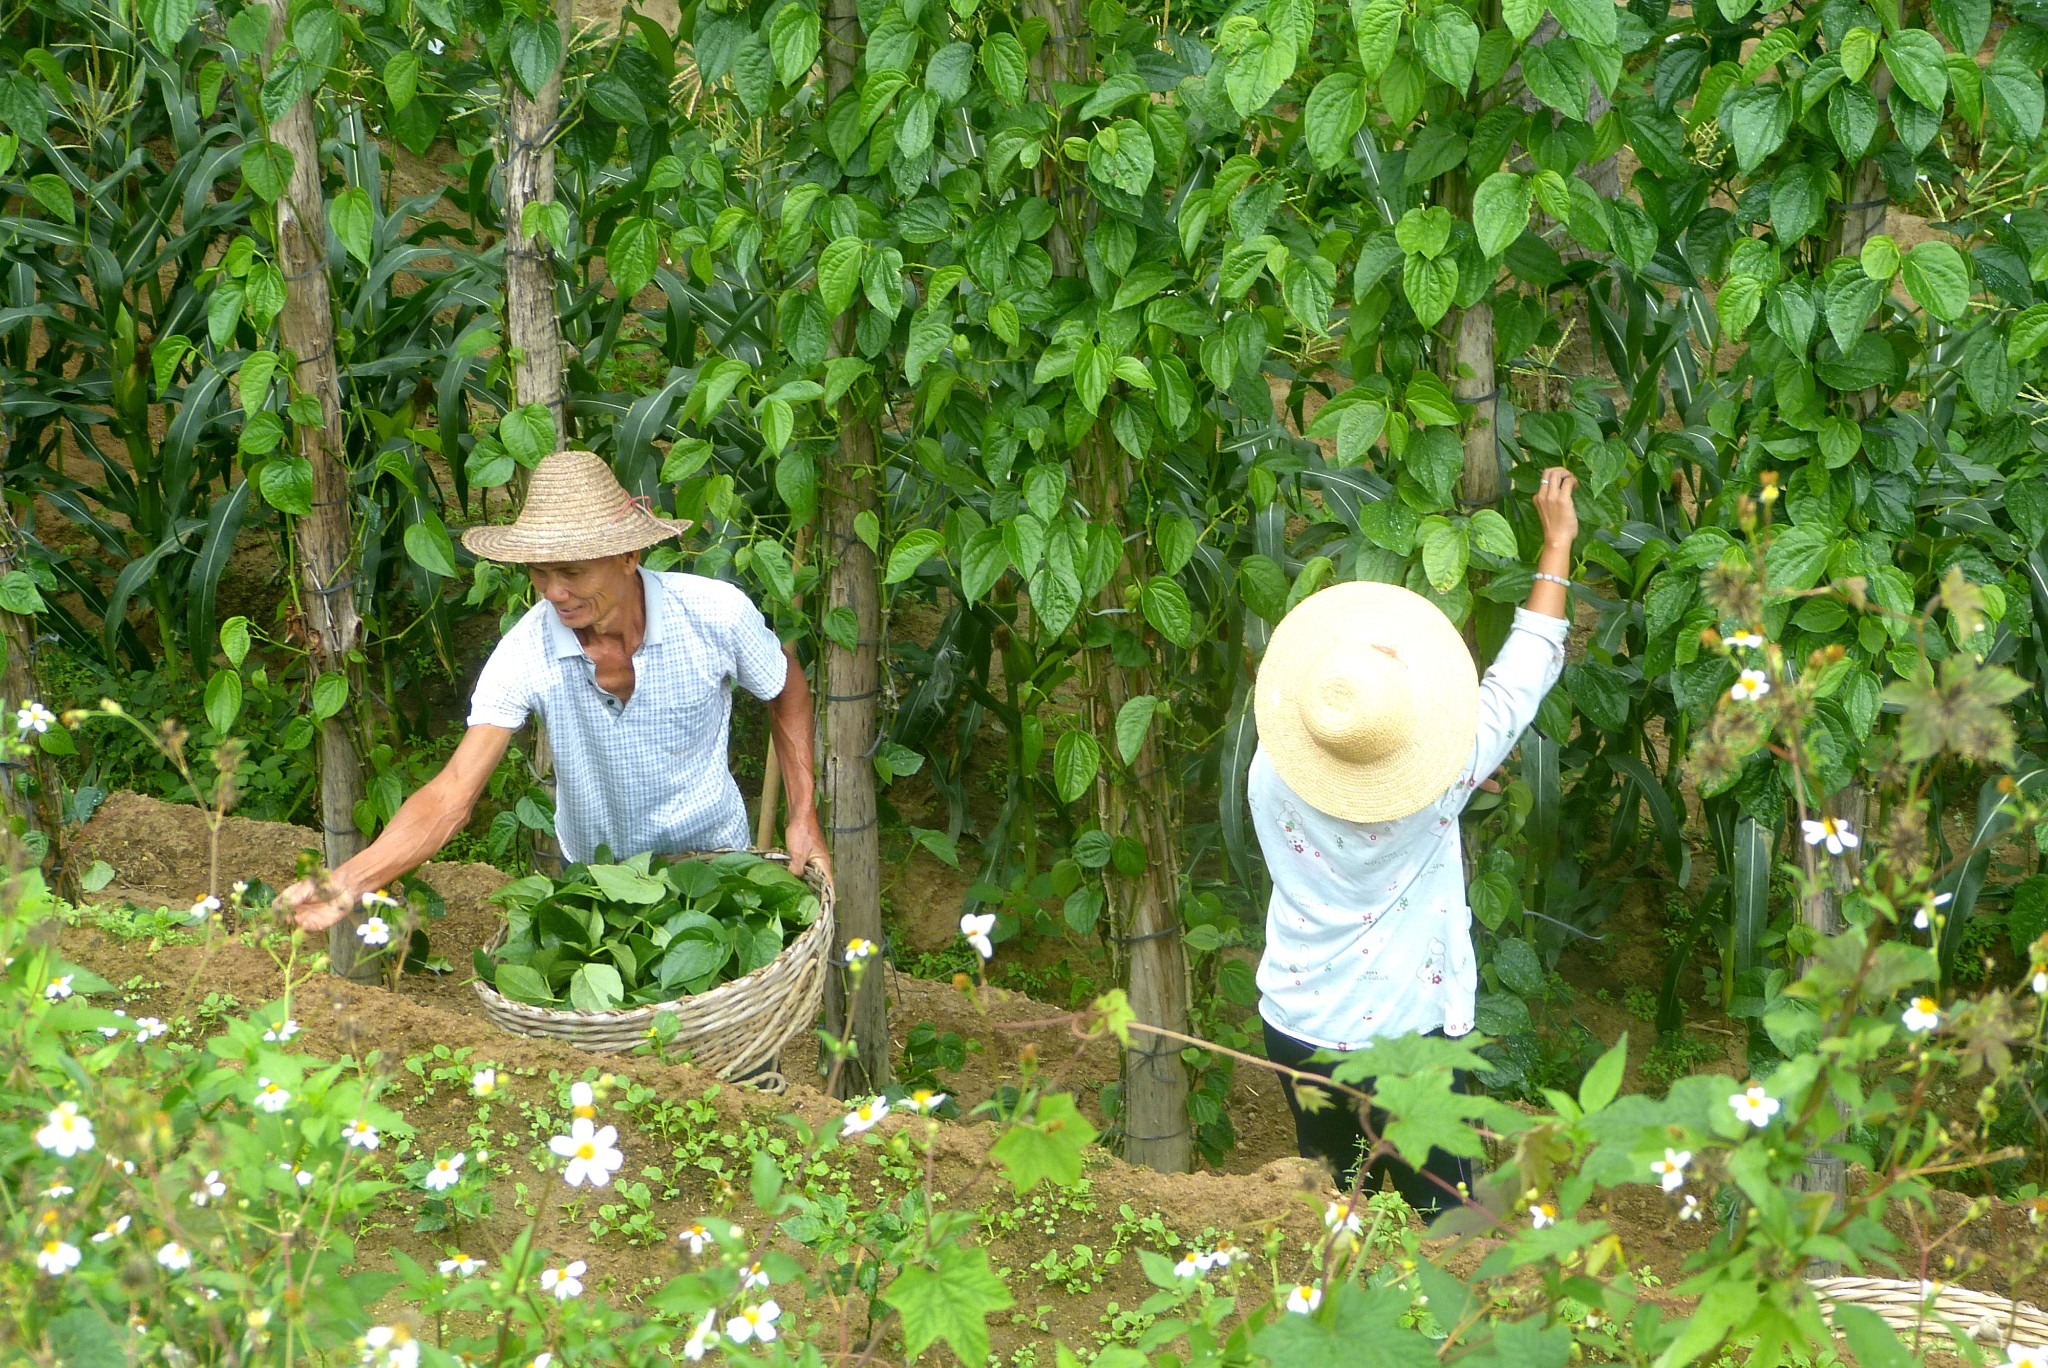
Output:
top-left (1532, 572), bottom-right (1571, 587)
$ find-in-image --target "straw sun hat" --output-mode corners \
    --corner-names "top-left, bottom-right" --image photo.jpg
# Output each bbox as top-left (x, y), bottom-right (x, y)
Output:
top-left (460, 450), bottom-right (689, 564)
top-left (1255, 581), bottom-right (1480, 823)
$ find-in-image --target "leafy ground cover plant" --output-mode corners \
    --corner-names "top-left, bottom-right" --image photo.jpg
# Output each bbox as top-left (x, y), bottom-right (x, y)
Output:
top-left (475, 851), bottom-right (821, 1011)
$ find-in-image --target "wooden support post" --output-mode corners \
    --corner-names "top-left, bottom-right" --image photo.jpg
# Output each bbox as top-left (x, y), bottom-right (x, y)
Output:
top-left (502, 0), bottom-right (573, 873)
top-left (818, 0), bottom-right (889, 1096)
top-left (260, 0), bottom-right (370, 975)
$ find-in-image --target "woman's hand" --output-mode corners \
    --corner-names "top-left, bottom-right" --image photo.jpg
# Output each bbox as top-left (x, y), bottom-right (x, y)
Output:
top-left (1534, 467), bottom-right (1579, 550)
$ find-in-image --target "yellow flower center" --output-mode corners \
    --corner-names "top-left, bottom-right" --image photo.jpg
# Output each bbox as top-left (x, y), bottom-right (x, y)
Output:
top-left (574, 1105), bottom-right (595, 1119)
top-left (575, 1142), bottom-right (596, 1160)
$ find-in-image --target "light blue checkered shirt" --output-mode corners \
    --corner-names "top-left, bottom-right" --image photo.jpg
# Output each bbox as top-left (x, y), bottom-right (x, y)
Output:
top-left (467, 568), bottom-right (789, 864)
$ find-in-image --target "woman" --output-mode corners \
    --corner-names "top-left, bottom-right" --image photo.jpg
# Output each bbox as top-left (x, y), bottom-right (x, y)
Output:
top-left (1248, 467), bottom-right (1579, 1212)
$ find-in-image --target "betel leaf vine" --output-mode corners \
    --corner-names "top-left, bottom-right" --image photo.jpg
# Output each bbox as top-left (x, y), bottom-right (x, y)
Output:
top-left (5, 0), bottom-right (2048, 1166)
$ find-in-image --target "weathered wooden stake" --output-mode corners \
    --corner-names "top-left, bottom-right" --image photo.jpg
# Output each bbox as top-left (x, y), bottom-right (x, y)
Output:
top-left (1026, 0), bottom-right (1191, 1171)
top-left (816, 0), bottom-right (890, 1097)
top-left (260, 0), bottom-right (370, 974)
top-left (502, 0), bottom-right (573, 872)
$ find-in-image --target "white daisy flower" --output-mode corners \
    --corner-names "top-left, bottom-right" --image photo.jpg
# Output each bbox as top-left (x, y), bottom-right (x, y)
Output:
top-left (281, 1163), bottom-right (313, 1188)
top-left (905, 1089), bottom-right (948, 1113)
top-left (357, 916), bottom-right (391, 946)
top-left (426, 36), bottom-right (445, 54)
top-left (2034, 964), bottom-right (2048, 996)
top-left (539, 1259), bottom-right (585, 1300)
top-left (45, 974), bottom-right (74, 1001)
top-left (134, 1017), bottom-right (167, 1042)
top-left (91, 1215), bottom-right (130, 1243)
top-left (1529, 1202), bottom-right (1558, 1229)
top-left (1725, 630), bottom-right (1765, 649)
top-left (156, 1241), bottom-right (193, 1272)
top-left (725, 1300), bottom-right (781, 1344)
top-left (192, 1170), bottom-right (227, 1205)
top-left (16, 701), bottom-right (56, 734)
top-left (35, 1238), bottom-right (81, 1276)
top-left (1323, 1200), bottom-right (1363, 1238)
top-left (361, 888), bottom-right (402, 908)
top-left (263, 1019), bottom-right (299, 1043)
top-left (188, 894), bottom-right (221, 923)
top-left (844, 936), bottom-right (877, 964)
top-left (1800, 816), bottom-right (1859, 857)
top-left (252, 1078), bottom-right (291, 1113)
top-left (680, 1222), bottom-right (715, 1254)
top-left (570, 1080), bottom-right (596, 1117)
top-left (35, 1103), bottom-right (95, 1158)
top-left (438, 1252), bottom-right (484, 1276)
top-left (549, 1117), bottom-right (624, 1188)
top-left (1902, 997), bottom-right (1941, 1033)
top-left (1173, 1252), bottom-right (1201, 1277)
top-left (1285, 1283), bottom-right (1322, 1314)
top-left (683, 1308), bottom-right (719, 1360)
top-left (422, 1153), bottom-right (465, 1192)
top-left (1680, 1193), bottom-right (1703, 1221)
top-left (1913, 892), bottom-right (1952, 931)
top-left (42, 1183), bottom-right (75, 1199)
top-left (841, 1096), bottom-right (891, 1137)
top-left (960, 912), bottom-right (996, 959)
top-left (1649, 1149), bottom-right (1691, 1193)
top-left (2005, 1347), bottom-right (2048, 1368)
top-left (1196, 1242), bottom-right (1239, 1270)
top-left (1729, 669), bottom-right (1770, 702)
top-left (471, 1068), bottom-right (497, 1097)
top-left (1729, 1084), bottom-right (1780, 1128)
top-left (343, 1118), bottom-right (380, 1150)
top-left (97, 1010), bottom-right (127, 1039)
top-left (363, 1324), bottom-right (420, 1368)
top-left (740, 1261), bottom-right (771, 1291)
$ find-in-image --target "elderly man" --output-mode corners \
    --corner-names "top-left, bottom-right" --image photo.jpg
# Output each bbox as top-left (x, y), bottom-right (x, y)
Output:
top-left (285, 449), bottom-right (827, 933)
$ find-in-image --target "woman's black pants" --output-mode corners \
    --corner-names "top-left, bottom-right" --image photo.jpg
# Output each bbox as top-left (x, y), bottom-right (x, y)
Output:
top-left (1261, 1020), bottom-right (1473, 1215)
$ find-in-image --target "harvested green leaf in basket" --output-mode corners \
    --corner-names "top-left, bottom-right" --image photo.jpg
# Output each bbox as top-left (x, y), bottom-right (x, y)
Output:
top-left (473, 852), bottom-right (821, 1012)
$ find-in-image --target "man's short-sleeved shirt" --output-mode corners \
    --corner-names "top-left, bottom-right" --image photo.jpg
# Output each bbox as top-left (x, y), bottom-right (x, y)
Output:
top-left (467, 567), bottom-right (787, 864)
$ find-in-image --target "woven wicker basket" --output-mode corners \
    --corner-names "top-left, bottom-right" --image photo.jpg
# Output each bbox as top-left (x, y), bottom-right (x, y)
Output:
top-left (471, 851), bottom-right (832, 1090)
top-left (1813, 1275), bottom-right (2048, 1349)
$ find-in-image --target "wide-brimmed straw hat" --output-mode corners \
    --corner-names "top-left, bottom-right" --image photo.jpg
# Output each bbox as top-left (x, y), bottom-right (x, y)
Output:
top-left (461, 450), bottom-right (689, 564)
top-left (1255, 581), bottom-right (1480, 823)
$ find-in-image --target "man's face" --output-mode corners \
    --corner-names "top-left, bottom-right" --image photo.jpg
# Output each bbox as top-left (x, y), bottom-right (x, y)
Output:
top-left (528, 554), bottom-right (640, 631)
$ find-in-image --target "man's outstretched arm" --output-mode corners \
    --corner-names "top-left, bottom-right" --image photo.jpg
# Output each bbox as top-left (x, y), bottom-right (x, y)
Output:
top-left (769, 644), bottom-right (830, 876)
top-left (282, 723), bottom-right (516, 931)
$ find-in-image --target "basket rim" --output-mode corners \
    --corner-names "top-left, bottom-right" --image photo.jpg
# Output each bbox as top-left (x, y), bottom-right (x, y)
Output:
top-left (1811, 1274), bottom-right (2048, 1348)
top-left (468, 849), bottom-right (834, 1027)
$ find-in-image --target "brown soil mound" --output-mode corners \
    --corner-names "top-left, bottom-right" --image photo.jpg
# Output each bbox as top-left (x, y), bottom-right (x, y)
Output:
top-left (59, 791), bottom-right (2048, 1356)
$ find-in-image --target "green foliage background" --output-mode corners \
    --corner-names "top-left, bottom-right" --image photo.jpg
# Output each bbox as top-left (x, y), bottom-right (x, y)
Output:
top-left (6, 0), bottom-right (2048, 1158)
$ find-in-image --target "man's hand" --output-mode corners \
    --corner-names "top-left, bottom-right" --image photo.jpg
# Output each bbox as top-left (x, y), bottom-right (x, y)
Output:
top-left (1535, 466), bottom-right (1579, 548)
top-left (280, 876), bottom-right (357, 934)
top-left (784, 808), bottom-right (832, 879)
